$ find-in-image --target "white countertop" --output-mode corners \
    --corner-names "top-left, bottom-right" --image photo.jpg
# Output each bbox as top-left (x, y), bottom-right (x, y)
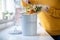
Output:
top-left (0, 19), bottom-right (54, 40)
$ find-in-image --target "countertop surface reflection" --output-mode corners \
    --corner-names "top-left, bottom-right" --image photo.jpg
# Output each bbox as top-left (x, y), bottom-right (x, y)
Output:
top-left (0, 19), bottom-right (54, 40)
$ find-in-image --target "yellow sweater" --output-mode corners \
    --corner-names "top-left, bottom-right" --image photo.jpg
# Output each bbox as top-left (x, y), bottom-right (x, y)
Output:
top-left (22, 0), bottom-right (60, 36)
top-left (30, 0), bottom-right (60, 36)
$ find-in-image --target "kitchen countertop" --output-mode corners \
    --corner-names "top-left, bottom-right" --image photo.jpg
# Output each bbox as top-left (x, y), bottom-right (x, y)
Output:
top-left (0, 19), bottom-right (54, 40)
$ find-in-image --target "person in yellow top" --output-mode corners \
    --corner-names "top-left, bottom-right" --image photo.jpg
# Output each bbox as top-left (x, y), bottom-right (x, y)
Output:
top-left (22, 0), bottom-right (60, 40)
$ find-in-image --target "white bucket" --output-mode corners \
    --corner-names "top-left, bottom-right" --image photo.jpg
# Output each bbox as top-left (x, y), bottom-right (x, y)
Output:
top-left (20, 13), bottom-right (37, 36)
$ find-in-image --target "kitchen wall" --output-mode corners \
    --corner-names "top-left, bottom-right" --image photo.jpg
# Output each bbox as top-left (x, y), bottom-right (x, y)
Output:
top-left (0, 0), bottom-right (3, 20)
